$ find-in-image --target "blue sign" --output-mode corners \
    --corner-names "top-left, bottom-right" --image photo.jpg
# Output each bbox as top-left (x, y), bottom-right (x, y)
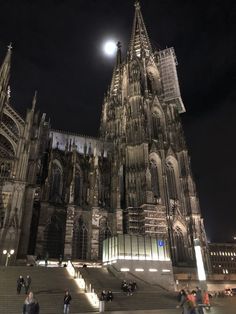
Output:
top-left (158, 240), bottom-right (164, 247)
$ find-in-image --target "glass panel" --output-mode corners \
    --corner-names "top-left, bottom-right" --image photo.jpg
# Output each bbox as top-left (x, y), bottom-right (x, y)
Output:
top-left (151, 237), bottom-right (158, 260)
top-left (103, 238), bottom-right (108, 262)
top-left (131, 235), bottom-right (139, 260)
top-left (111, 236), bottom-right (115, 260)
top-left (145, 236), bottom-right (152, 260)
top-left (108, 237), bottom-right (112, 261)
top-left (114, 236), bottom-right (118, 260)
top-left (118, 234), bottom-right (125, 259)
top-left (124, 234), bottom-right (131, 259)
top-left (158, 238), bottom-right (165, 260)
top-left (138, 236), bottom-right (145, 260)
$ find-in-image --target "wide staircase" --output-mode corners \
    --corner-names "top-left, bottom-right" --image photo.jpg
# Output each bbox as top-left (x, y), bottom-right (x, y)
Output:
top-left (80, 267), bottom-right (177, 312)
top-left (0, 266), bottom-right (95, 314)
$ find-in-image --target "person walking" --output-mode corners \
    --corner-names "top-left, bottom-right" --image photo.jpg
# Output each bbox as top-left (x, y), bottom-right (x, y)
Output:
top-left (17, 275), bottom-right (25, 294)
top-left (100, 290), bottom-right (107, 301)
top-left (22, 291), bottom-right (39, 314)
top-left (196, 287), bottom-right (204, 314)
top-left (25, 275), bottom-right (32, 294)
top-left (63, 290), bottom-right (72, 314)
top-left (176, 289), bottom-right (191, 314)
top-left (186, 290), bottom-right (197, 314)
top-left (106, 290), bottom-right (113, 302)
top-left (203, 290), bottom-right (211, 310)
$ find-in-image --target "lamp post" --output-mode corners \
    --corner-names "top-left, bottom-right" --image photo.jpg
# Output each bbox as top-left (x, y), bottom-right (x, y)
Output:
top-left (194, 238), bottom-right (207, 291)
top-left (3, 249), bottom-right (15, 266)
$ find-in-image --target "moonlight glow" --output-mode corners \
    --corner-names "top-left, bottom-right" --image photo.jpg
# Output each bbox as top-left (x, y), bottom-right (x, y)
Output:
top-left (103, 40), bottom-right (117, 57)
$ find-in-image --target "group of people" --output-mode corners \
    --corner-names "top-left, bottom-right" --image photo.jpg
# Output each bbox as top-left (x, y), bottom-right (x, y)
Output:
top-left (177, 287), bottom-right (210, 314)
top-left (100, 290), bottom-right (114, 302)
top-left (17, 274), bottom-right (72, 314)
top-left (121, 280), bottom-right (137, 296)
top-left (21, 290), bottom-right (72, 314)
top-left (17, 275), bottom-right (32, 294)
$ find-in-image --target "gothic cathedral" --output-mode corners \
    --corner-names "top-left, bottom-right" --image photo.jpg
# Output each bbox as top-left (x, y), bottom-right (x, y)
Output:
top-left (0, 2), bottom-right (209, 269)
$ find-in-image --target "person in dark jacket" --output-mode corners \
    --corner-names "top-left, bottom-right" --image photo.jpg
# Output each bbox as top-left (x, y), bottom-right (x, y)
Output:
top-left (63, 290), bottom-right (72, 314)
top-left (25, 275), bottom-right (32, 294)
top-left (106, 290), bottom-right (114, 302)
top-left (22, 292), bottom-right (39, 314)
top-left (196, 286), bottom-right (204, 314)
top-left (17, 275), bottom-right (25, 294)
top-left (100, 290), bottom-right (107, 301)
top-left (176, 289), bottom-right (191, 314)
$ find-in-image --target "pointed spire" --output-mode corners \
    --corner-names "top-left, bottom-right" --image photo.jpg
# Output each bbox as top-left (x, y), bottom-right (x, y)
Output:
top-left (116, 41), bottom-right (122, 66)
top-left (0, 43), bottom-right (12, 93)
top-left (32, 90), bottom-right (37, 111)
top-left (129, 1), bottom-right (152, 58)
top-left (110, 42), bottom-right (122, 96)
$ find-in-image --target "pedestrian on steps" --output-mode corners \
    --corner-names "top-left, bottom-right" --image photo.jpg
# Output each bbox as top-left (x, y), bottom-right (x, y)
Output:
top-left (17, 275), bottom-right (25, 294)
top-left (106, 290), bottom-right (114, 302)
top-left (22, 291), bottom-right (39, 314)
top-left (63, 290), bottom-right (72, 314)
top-left (25, 275), bottom-right (32, 294)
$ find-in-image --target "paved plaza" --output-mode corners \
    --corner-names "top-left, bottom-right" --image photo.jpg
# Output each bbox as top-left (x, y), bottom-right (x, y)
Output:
top-left (92, 297), bottom-right (236, 314)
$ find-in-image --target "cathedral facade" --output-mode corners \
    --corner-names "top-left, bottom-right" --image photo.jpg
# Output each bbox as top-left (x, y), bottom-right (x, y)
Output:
top-left (0, 2), bottom-right (209, 269)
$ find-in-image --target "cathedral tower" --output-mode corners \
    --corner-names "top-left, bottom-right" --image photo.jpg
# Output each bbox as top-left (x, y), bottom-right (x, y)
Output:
top-left (100, 1), bottom-right (209, 268)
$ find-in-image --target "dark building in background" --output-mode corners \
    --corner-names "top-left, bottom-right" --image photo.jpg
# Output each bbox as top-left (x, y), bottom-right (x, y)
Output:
top-left (209, 243), bottom-right (236, 274)
top-left (0, 2), bottom-right (210, 270)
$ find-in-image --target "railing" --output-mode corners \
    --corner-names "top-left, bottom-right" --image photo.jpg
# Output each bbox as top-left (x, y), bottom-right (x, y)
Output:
top-left (66, 261), bottom-right (99, 309)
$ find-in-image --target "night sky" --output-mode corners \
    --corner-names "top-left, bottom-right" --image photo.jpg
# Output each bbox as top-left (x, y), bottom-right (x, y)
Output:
top-left (0, 0), bottom-right (235, 242)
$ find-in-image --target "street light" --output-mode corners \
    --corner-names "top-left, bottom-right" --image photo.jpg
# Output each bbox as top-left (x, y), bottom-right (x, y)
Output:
top-left (3, 249), bottom-right (15, 266)
top-left (194, 238), bottom-right (206, 281)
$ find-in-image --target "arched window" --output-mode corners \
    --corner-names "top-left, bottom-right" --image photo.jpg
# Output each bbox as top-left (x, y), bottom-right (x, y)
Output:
top-left (73, 217), bottom-right (88, 260)
top-left (0, 208), bottom-right (5, 228)
top-left (44, 213), bottom-right (65, 258)
top-left (166, 161), bottom-right (178, 200)
top-left (152, 112), bottom-right (161, 138)
top-left (50, 161), bottom-right (63, 203)
top-left (74, 169), bottom-right (81, 206)
top-left (149, 153), bottom-right (163, 203)
top-left (0, 162), bottom-right (11, 178)
top-left (150, 161), bottom-right (160, 199)
top-left (174, 227), bottom-right (187, 263)
top-left (99, 218), bottom-right (112, 259)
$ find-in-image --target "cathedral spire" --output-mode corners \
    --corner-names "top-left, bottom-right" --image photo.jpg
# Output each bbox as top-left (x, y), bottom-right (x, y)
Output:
top-left (116, 41), bottom-right (122, 67)
top-left (0, 43), bottom-right (12, 93)
top-left (32, 90), bottom-right (37, 111)
top-left (110, 42), bottom-right (122, 96)
top-left (129, 1), bottom-right (152, 58)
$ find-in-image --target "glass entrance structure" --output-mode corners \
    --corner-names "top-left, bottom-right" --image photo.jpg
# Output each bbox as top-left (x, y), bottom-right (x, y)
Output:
top-left (103, 234), bottom-right (170, 263)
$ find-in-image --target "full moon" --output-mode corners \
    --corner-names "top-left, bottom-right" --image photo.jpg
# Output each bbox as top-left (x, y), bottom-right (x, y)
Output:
top-left (103, 40), bottom-right (117, 57)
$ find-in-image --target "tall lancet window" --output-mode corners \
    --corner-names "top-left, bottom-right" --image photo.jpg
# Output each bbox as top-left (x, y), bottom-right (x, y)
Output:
top-left (74, 168), bottom-right (81, 206)
top-left (150, 161), bottom-right (160, 200)
top-left (166, 161), bottom-right (178, 200)
top-left (152, 112), bottom-right (161, 139)
top-left (98, 217), bottom-right (112, 260)
top-left (73, 217), bottom-right (88, 260)
top-left (50, 161), bottom-right (63, 203)
top-left (174, 227), bottom-right (187, 263)
top-left (44, 213), bottom-right (65, 258)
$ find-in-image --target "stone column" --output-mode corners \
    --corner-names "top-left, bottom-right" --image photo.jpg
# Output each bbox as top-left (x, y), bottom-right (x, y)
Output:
top-left (91, 207), bottom-right (101, 260)
top-left (64, 205), bottom-right (75, 259)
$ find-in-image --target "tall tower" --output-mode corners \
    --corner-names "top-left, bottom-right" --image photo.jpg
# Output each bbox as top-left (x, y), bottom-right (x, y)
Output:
top-left (100, 1), bottom-right (209, 268)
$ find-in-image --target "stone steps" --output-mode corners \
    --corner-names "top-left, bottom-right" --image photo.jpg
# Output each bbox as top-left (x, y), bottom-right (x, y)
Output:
top-left (0, 266), bottom-right (95, 314)
top-left (79, 267), bottom-right (177, 311)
